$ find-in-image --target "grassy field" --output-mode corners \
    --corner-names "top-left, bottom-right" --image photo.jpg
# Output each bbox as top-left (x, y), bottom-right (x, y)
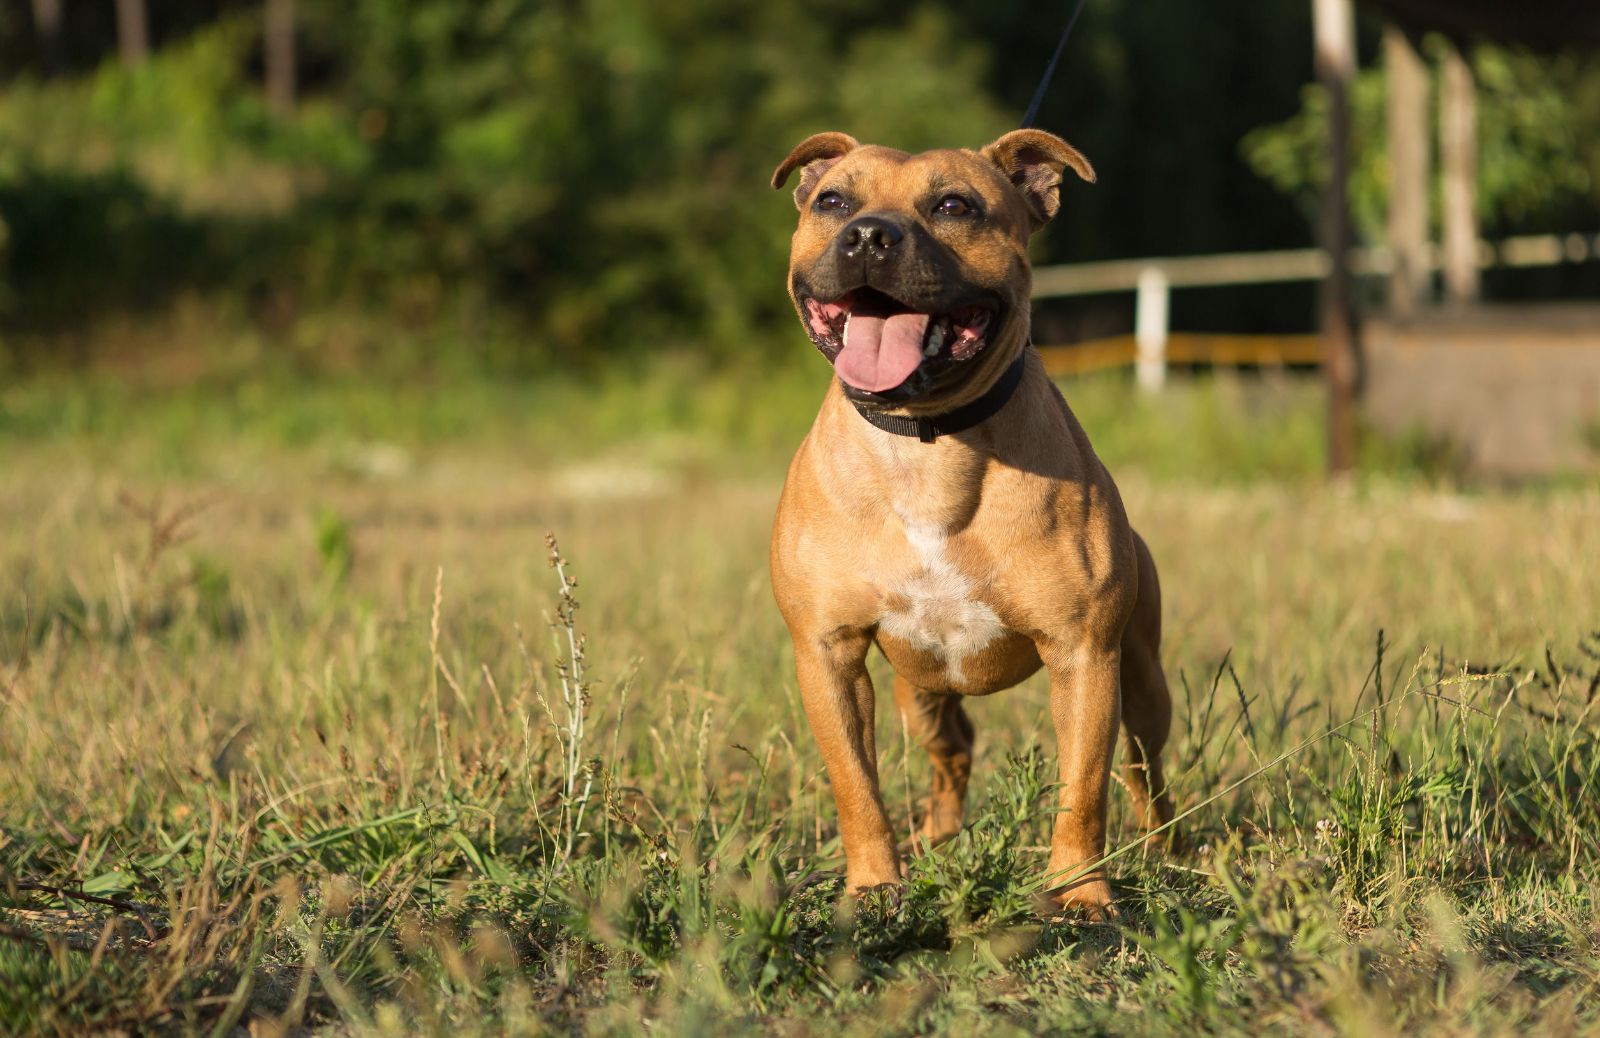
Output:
top-left (2, 362), bottom-right (1599, 1035)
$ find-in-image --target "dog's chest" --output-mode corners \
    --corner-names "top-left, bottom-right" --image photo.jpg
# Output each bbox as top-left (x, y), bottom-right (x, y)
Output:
top-left (875, 524), bottom-right (1008, 682)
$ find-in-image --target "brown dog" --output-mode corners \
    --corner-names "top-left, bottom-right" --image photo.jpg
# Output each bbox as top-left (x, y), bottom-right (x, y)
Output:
top-left (768, 129), bottom-right (1174, 917)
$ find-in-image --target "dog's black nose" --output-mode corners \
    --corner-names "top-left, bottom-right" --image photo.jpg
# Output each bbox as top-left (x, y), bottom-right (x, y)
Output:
top-left (839, 217), bottom-right (903, 261)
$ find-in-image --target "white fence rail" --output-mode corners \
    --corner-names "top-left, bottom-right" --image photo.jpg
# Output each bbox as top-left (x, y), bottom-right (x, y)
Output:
top-left (1030, 233), bottom-right (1600, 390)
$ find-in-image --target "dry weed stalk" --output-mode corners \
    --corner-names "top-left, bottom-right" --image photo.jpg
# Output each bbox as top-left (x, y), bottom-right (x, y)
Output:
top-left (546, 533), bottom-right (596, 865)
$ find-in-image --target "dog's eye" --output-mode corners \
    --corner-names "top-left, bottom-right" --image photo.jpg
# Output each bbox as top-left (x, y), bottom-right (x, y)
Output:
top-left (814, 191), bottom-right (851, 213)
top-left (934, 195), bottom-right (974, 217)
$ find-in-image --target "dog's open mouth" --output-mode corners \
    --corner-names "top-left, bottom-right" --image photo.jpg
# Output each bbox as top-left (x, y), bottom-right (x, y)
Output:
top-left (803, 288), bottom-right (995, 394)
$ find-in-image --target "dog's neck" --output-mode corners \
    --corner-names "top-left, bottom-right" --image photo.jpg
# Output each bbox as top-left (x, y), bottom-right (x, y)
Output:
top-left (849, 351), bottom-right (1027, 444)
top-left (818, 348), bottom-right (1057, 535)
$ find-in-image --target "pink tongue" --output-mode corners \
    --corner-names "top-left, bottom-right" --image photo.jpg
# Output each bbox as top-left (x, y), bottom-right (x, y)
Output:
top-left (836, 309), bottom-right (931, 392)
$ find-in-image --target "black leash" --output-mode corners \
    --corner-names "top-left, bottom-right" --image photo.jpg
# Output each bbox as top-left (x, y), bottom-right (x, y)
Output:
top-left (1020, 0), bottom-right (1090, 129)
top-left (853, 351), bottom-right (1027, 442)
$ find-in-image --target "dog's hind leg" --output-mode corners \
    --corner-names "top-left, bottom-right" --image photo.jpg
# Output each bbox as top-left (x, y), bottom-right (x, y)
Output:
top-left (892, 674), bottom-right (975, 851)
top-left (1119, 530), bottom-right (1175, 848)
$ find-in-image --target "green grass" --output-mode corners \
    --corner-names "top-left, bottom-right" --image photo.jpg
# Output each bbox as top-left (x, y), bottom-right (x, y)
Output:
top-left (2, 365), bottom-right (1599, 1035)
top-left (0, 338), bottom-right (1447, 486)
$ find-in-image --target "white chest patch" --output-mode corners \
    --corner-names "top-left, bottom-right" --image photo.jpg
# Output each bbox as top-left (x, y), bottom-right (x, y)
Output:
top-left (877, 524), bottom-right (1007, 685)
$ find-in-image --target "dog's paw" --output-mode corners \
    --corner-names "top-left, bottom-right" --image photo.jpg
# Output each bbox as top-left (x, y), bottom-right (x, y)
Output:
top-left (844, 849), bottom-right (906, 893)
top-left (1035, 876), bottom-right (1118, 924)
top-left (845, 869), bottom-right (905, 897)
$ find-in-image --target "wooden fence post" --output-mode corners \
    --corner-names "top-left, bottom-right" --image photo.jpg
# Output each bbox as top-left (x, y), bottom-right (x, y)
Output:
top-left (30, 0), bottom-right (63, 75)
top-left (266, 0), bottom-right (297, 115)
top-left (1440, 41), bottom-right (1480, 304)
top-left (114, 0), bottom-right (149, 67)
top-left (1384, 26), bottom-right (1429, 316)
top-left (1313, 0), bottom-right (1359, 474)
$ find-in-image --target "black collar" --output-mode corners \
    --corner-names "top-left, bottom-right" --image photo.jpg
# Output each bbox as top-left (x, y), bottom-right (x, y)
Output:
top-left (850, 350), bottom-right (1027, 443)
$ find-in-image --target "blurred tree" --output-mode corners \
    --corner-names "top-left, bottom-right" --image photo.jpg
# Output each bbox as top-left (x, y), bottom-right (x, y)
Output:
top-left (294, 0), bottom-right (1008, 358)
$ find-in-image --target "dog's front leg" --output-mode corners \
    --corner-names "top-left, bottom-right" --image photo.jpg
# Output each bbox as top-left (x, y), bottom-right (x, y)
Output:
top-left (1040, 640), bottom-right (1122, 919)
top-left (794, 628), bottom-right (902, 893)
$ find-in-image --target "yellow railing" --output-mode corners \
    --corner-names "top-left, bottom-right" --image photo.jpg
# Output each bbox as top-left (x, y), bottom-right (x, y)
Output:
top-left (1037, 333), bottom-right (1323, 377)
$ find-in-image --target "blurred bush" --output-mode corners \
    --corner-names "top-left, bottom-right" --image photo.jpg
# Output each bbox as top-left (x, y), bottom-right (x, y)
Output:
top-left (0, 2), bottom-right (1008, 370)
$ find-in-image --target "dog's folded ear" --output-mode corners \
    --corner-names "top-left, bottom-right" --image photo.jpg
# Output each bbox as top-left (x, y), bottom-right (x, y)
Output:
top-left (771, 132), bottom-right (860, 210)
top-left (981, 129), bottom-right (1095, 231)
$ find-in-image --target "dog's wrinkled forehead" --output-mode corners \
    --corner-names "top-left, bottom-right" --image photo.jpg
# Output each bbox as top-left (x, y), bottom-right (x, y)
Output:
top-left (819, 147), bottom-right (1004, 200)
top-left (772, 129), bottom-right (1096, 235)
top-left (810, 147), bottom-right (1019, 221)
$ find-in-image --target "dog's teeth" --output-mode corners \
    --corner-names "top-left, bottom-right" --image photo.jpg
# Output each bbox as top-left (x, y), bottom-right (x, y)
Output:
top-left (924, 323), bottom-right (946, 356)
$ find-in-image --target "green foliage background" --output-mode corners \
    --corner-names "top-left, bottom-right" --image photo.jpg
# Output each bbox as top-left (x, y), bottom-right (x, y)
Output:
top-left (1243, 39), bottom-right (1600, 240)
top-left (0, 1), bottom-right (1596, 372)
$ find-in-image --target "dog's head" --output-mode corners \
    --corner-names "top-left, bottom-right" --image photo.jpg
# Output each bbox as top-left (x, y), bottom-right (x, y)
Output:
top-left (772, 129), bottom-right (1093, 412)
